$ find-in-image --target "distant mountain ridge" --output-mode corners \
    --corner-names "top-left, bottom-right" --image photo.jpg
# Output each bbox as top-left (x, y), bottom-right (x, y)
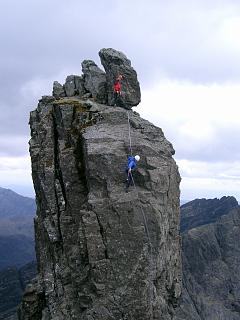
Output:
top-left (0, 187), bottom-right (35, 218)
top-left (0, 187), bottom-right (36, 237)
top-left (180, 196), bottom-right (238, 232)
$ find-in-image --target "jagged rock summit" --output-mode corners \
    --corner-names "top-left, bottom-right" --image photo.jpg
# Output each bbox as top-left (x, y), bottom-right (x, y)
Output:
top-left (180, 196), bottom-right (239, 232)
top-left (99, 48), bottom-right (141, 106)
top-left (18, 49), bottom-right (181, 320)
top-left (52, 48), bottom-right (141, 107)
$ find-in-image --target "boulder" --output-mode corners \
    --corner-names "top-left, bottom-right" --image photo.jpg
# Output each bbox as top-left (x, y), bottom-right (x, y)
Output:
top-left (99, 48), bottom-right (141, 107)
top-left (81, 60), bottom-right (107, 103)
top-left (52, 81), bottom-right (65, 98)
top-left (64, 75), bottom-right (86, 97)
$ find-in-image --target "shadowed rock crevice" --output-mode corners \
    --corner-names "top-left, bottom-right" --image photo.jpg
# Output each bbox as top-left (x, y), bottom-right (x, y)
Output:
top-left (52, 108), bottom-right (67, 245)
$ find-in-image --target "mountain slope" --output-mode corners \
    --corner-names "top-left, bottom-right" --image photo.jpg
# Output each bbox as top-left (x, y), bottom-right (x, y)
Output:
top-left (0, 187), bottom-right (36, 237)
top-left (0, 187), bottom-right (35, 218)
top-left (0, 262), bottom-right (37, 320)
top-left (175, 198), bottom-right (240, 320)
top-left (0, 187), bottom-right (36, 270)
top-left (0, 235), bottom-right (35, 270)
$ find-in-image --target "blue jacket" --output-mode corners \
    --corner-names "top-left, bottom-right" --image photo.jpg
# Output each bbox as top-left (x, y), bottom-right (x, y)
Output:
top-left (127, 156), bottom-right (137, 170)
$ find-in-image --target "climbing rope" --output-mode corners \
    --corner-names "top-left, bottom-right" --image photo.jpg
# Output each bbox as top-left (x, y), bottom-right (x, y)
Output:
top-left (126, 103), bottom-right (154, 314)
top-left (127, 111), bottom-right (133, 155)
top-left (124, 87), bottom-right (155, 313)
top-left (129, 171), bottom-right (152, 254)
top-left (127, 111), bottom-right (152, 254)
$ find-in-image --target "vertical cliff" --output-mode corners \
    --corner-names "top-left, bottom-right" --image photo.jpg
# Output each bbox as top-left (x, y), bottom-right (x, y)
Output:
top-left (18, 49), bottom-right (181, 320)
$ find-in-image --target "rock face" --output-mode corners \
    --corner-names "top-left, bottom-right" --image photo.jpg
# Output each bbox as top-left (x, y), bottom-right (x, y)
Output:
top-left (18, 76), bottom-right (181, 319)
top-left (180, 196), bottom-right (238, 232)
top-left (99, 48), bottom-right (141, 106)
top-left (175, 198), bottom-right (240, 320)
top-left (51, 48), bottom-right (141, 109)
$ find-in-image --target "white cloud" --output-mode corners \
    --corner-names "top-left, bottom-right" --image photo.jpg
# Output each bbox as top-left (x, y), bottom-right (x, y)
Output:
top-left (0, 155), bottom-right (32, 184)
top-left (0, 155), bottom-right (31, 170)
top-left (138, 80), bottom-right (240, 158)
top-left (0, 155), bottom-right (34, 196)
top-left (1, 0), bottom-right (240, 199)
top-left (19, 69), bottom-right (75, 102)
top-left (137, 80), bottom-right (240, 200)
top-left (181, 176), bottom-right (240, 201)
top-left (178, 159), bottom-right (240, 180)
top-left (0, 135), bottom-right (29, 156)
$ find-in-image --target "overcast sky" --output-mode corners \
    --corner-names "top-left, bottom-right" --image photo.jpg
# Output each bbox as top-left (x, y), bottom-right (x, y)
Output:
top-left (1, 0), bottom-right (240, 200)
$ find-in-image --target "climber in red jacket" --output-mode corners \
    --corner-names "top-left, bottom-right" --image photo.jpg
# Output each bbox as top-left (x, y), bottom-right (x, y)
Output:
top-left (112, 74), bottom-right (123, 106)
top-left (111, 74), bottom-right (131, 109)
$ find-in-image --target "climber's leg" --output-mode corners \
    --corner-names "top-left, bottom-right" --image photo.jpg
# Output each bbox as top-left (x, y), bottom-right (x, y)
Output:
top-left (125, 169), bottom-right (130, 191)
top-left (125, 170), bottom-right (134, 192)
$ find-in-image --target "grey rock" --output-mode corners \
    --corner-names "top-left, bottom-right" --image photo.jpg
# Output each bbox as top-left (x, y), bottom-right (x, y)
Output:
top-left (64, 75), bottom-right (86, 97)
top-left (81, 92), bottom-right (92, 99)
top-left (19, 96), bottom-right (181, 319)
top-left (17, 280), bottom-right (46, 320)
top-left (52, 81), bottom-right (65, 98)
top-left (175, 200), bottom-right (240, 320)
top-left (74, 75), bottom-right (86, 96)
top-left (99, 48), bottom-right (141, 107)
top-left (82, 60), bottom-right (107, 103)
top-left (64, 76), bottom-right (75, 97)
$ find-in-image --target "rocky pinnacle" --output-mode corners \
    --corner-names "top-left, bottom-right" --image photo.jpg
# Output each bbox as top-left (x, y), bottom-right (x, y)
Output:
top-left (18, 49), bottom-right (181, 320)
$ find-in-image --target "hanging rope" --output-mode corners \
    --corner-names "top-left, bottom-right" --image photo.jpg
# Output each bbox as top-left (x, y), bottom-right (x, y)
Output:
top-left (129, 171), bottom-right (152, 254)
top-left (127, 111), bottom-right (133, 156)
top-left (126, 108), bottom-right (154, 311)
top-left (127, 111), bottom-right (152, 254)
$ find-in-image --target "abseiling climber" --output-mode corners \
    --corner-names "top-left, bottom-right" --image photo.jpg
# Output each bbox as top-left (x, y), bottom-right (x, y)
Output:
top-left (125, 155), bottom-right (140, 192)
